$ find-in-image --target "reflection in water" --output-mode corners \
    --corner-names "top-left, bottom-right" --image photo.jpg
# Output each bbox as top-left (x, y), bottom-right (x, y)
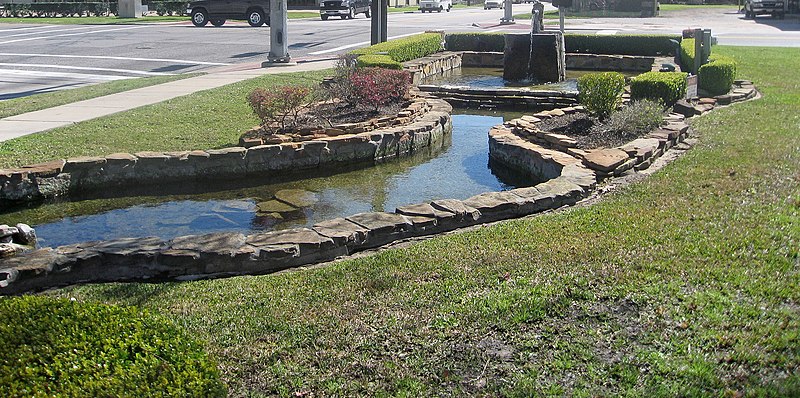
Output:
top-left (3, 113), bottom-right (542, 247)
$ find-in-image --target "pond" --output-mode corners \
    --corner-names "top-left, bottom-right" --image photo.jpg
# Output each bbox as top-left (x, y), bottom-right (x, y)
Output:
top-left (1, 110), bottom-right (541, 248)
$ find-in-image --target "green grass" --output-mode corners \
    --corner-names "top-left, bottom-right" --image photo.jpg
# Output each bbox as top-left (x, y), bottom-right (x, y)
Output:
top-left (0, 70), bottom-right (328, 169)
top-left (24, 46), bottom-right (800, 396)
top-left (0, 12), bottom-right (319, 25)
top-left (0, 73), bottom-right (200, 120)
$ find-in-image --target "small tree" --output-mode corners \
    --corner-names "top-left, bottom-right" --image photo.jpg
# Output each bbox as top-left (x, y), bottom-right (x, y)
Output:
top-left (349, 68), bottom-right (411, 111)
top-left (577, 72), bottom-right (626, 120)
top-left (248, 85), bottom-right (312, 132)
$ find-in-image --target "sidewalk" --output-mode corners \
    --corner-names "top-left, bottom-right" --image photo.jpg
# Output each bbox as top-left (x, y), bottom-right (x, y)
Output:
top-left (0, 58), bottom-right (336, 143)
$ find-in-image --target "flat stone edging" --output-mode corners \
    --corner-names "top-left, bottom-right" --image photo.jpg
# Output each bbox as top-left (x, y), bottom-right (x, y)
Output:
top-left (0, 95), bottom-right (453, 206)
top-left (489, 80), bottom-right (759, 181)
top-left (0, 80), bottom-right (759, 295)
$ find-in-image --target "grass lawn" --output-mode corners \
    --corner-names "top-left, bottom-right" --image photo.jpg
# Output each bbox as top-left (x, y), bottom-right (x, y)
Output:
top-left (0, 73), bottom-right (200, 120)
top-left (18, 45), bottom-right (798, 396)
top-left (0, 71), bottom-right (328, 169)
top-left (0, 12), bottom-right (318, 25)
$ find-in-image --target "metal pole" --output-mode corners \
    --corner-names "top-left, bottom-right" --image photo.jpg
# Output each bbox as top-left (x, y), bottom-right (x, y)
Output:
top-left (693, 28), bottom-right (702, 75)
top-left (559, 6), bottom-right (565, 32)
top-left (371, 0), bottom-right (387, 44)
top-left (264, 0), bottom-right (294, 66)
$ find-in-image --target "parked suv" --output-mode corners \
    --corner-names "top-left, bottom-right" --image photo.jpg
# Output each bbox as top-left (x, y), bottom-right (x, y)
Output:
top-left (744, 0), bottom-right (786, 19)
top-left (320, 0), bottom-right (371, 20)
top-left (188, 0), bottom-right (269, 27)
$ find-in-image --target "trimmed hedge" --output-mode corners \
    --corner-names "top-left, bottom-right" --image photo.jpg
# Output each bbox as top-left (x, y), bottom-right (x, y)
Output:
top-left (443, 32), bottom-right (681, 56)
top-left (445, 32), bottom-right (505, 52)
top-left (0, 296), bottom-right (226, 397)
top-left (565, 34), bottom-right (682, 56)
top-left (0, 2), bottom-right (117, 17)
top-left (577, 72), bottom-right (626, 119)
top-left (699, 56), bottom-right (737, 96)
top-left (680, 38), bottom-right (696, 72)
top-left (630, 71), bottom-right (688, 107)
top-left (356, 54), bottom-right (403, 70)
top-left (350, 33), bottom-right (443, 63)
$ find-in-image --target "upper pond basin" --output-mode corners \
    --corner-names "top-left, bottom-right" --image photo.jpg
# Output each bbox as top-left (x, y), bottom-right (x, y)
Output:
top-left (2, 110), bottom-right (541, 247)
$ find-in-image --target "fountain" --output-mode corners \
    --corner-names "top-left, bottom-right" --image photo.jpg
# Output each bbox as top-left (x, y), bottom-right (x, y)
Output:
top-left (503, 1), bottom-right (566, 83)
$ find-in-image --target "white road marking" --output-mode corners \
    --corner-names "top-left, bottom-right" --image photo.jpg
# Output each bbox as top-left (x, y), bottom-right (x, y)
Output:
top-left (0, 63), bottom-right (172, 76)
top-left (307, 31), bottom-right (425, 55)
top-left (596, 30), bottom-right (619, 35)
top-left (0, 25), bottom-right (147, 45)
top-left (0, 25), bottom-right (62, 33)
top-left (0, 25), bottom-right (101, 39)
top-left (0, 53), bottom-right (231, 66)
top-left (0, 68), bottom-right (129, 82)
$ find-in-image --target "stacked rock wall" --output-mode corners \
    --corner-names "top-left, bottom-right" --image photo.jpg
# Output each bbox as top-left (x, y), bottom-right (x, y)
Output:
top-left (0, 97), bottom-right (452, 205)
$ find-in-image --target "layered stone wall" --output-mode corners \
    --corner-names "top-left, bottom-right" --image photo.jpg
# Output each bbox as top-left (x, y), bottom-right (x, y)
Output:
top-left (0, 162), bottom-right (597, 295)
top-left (0, 97), bottom-right (453, 205)
top-left (404, 51), bottom-right (463, 85)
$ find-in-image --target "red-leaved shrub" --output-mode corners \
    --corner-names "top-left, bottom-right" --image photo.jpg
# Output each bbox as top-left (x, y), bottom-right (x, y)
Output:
top-left (349, 68), bottom-right (411, 110)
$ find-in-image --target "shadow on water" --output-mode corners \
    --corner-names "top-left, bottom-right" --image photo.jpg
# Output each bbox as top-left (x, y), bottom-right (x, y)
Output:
top-left (1, 111), bottom-right (546, 247)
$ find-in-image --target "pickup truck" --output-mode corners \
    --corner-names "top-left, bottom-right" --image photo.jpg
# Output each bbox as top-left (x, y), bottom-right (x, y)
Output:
top-left (419, 0), bottom-right (452, 12)
top-left (744, 0), bottom-right (786, 19)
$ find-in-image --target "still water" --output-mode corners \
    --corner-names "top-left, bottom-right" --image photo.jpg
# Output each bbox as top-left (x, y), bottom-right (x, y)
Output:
top-left (3, 111), bottom-right (539, 247)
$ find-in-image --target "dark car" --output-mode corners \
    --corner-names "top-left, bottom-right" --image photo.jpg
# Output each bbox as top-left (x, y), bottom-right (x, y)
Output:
top-left (188, 0), bottom-right (270, 27)
top-left (319, 0), bottom-right (371, 20)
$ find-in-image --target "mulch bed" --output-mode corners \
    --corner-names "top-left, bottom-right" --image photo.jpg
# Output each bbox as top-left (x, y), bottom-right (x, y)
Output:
top-left (536, 113), bottom-right (652, 150)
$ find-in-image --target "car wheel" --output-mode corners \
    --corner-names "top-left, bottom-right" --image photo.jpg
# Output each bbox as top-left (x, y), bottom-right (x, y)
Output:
top-left (348, 7), bottom-right (355, 19)
top-left (321, 14), bottom-right (328, 20)
top-left (191, 9), bottom-right (208, 27)
top-left (438, 6), bottom-right (442, 12)
top-left (247, 8), bottom-right (266, 27)
top-left (365, 8), bottom-right (371, 18)
top-left (447, 5), bottom-right (451, 11)
top-left (210, 18), bottom-right (225, 27)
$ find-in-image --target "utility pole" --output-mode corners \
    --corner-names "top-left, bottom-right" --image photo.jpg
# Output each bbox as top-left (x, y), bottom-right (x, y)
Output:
top-left (371, 0), bottom-right (388, 44)
top-left (263, 0), bottom-right (295, 66)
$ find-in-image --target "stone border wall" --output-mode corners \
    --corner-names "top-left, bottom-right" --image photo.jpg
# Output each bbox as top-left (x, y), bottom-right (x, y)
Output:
top-left (0, 81), bottom-right (758, 295)
top-left (490, 80), bottom-right (759, 181)
top-left (0, 96), bottom-right (453, 206)
top-left (0, 160), bottom-right (596, 295)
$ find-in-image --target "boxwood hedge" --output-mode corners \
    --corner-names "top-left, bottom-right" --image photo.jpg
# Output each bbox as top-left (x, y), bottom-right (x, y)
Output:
top-left (0, 296), bottom-right (226, 397)
top-left (356, 54), bottom-right (403, 70)
top-left (699, 56), bottom-right (737, 95)
top-left (445, 32), bottom-right (505, 52)
top-left (443, 33), bottom-right (682, 56)
top-left (565, 33), bottom-right (682, 56)
top-left (350, 33), bottom-right (443, 63)
top-left (630, 71), bottom-right (688, 107)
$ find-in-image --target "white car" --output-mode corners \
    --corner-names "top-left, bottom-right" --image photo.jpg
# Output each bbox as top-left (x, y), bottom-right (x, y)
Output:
top-left (484, 0), bottom-right (504, 9)
top-left (419, 0), bottom-right (452, 12)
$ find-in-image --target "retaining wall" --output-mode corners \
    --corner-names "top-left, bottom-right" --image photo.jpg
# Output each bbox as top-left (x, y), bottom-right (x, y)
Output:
top-left (0, 97), bottom-right (453, 205)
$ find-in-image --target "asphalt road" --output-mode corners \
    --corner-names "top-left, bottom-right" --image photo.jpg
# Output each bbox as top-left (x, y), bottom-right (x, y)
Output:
top-left (0, 6), bottom-right (797, 100)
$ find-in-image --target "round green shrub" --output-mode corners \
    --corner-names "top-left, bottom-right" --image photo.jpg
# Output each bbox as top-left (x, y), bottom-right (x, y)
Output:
top-left (630, 71), bottom-right (688, 107)
top-left (0, 296), bottom-right (226, 398)
top-left (699, 56), bottom-right (737, 96)
top-left (577, 72), bottom-right (626, 120)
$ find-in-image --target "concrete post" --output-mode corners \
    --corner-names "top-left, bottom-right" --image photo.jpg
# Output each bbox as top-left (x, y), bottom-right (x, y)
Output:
top-left (118, 0), bottom-right (143, 18)
top-left (264, 0), bottom-right (295, 66)
top-left (501, 0), bottom-right (515, 24)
